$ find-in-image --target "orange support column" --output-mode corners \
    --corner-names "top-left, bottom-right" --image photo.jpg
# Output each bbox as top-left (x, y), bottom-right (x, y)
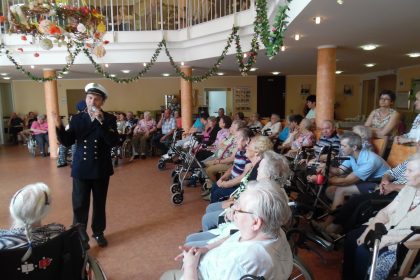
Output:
top-left (180, 66), bottom-right (193, 129)
top-left (315, 45), bottom-right (336, 128)
top-left (43, 69), bottom-right (59, 159)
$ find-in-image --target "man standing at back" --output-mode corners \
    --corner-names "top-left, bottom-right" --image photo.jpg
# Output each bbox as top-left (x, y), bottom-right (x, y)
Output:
top-left (54, 83), bottom-right (119, 248)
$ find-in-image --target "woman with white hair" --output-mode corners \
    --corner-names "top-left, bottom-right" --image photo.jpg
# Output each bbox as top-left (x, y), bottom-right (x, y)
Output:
top-left (161, 179), bottom-right (293, 280)
top-left (30, 114), bottom-right (49, 157)
top-left (352, 125), bottom-right (373, 150)
top-left (0, 183), bottom-right (65, 260)
top-left (184, 147), bottom-right (291, 248)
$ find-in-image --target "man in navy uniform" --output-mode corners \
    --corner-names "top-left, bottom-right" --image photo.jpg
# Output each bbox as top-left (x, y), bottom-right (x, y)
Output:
top-left (54, 83), bottom-right (119, 248)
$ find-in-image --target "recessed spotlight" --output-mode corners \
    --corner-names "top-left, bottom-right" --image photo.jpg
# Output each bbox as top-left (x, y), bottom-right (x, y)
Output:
top-left (109, 74), bottom-right (116, 77)
top-left (217, 72), bottom-right (224, 76)
top-left (121, 70), bottom-right (130, 74)
top-left (104, 64), bottom-right (109, 68)
top-left (243, 53), bottom-right (247, 58)
top-left (143, 63), bottom-right (147, 67)
top-left (250, 68), bottom-right (258, 72)
top-left (361, 44), bottom-right (378, 51)
top-left (181, 62), bottom-right (185, 66)
top-left (272, 72), bottom-right (280, 75)
top-left (57, 75), bottom-right (63, 79)
top-left (3, 77), bottom-right (11, 80)
top-left (407, 53), bottom-right (420, 58)
top-left (294, 34), bottom-right (300, 41)
top-left (62, 71), bottom-right (69, 75)
top-left (337, 0), bottom-right (344, 4)
top-left (365, 63), bottom-right (376, 67)
top-left (30, 65), bottom-right (35, 69)
top-left (162, 73), bottom-right (170, 77)
top-left (335, 70), bottom-right (343, 74)
top-left (281, 45), bottom-right (286, 52)
top-left (0, 73), bottom-right (8, 76)
top-left (313, 17), bottom-right (321, 24)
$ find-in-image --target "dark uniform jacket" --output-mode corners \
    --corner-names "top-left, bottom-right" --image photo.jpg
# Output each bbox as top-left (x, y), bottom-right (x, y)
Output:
top-left (57, 111), bottom-right (118, 179)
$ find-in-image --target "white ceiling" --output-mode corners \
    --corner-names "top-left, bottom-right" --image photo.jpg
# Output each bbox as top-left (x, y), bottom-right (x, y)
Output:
top-left (1, 0), bottom-right (420, 80)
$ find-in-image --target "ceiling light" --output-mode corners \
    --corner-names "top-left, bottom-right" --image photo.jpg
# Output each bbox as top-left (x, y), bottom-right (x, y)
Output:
top-left (314, 17), bottom-right (321, 24)
top-left (243, 53), bottom-right (247, 58)
top-left (337, 0), bottom-right (344, 4)
top-left (281, 45), bottom-right (286, 52)
top-left (143, 63), bottom-right (147, 67)
top-left (57, 75), bottom-right (63, 79)
top-left (272, 72), bottom-right (280, 75)
top-left (335, 70), bottom-right (343, 74)
top-left (121, 70), bottom-right (130, 74)
top-left (0, 73), bottom-right (8, 76)
top-left (294, 34), bottom-right (300, 41)
top-left (407, 53), bottom-right (420, 58)
top-left (181, 62), bottom-right (185, 66)
top-left (62, 71), bottom-right (69, 75)
top-left (105, 64), bottom-right (109, 68)
top-left (361, 44), bottom-right (378, 51)
top-left (3, 77), bottom-right (11, 80)
top-left (250, 68), bottom-right (258, 72)
top-left (109, 74), bottom-right (116, 77)
top-left (217, 72), bottom-right (224, 76)
top-left (365, 63), bottom-right (376, 67)
top-left (30, 65), bottom-right (35, 69)
top-left (162, 73), bottom-right (170, 77)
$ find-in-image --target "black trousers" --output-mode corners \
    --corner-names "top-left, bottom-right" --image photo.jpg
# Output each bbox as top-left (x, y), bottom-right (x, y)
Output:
top-left (72, 177), bottom-right (109, 236)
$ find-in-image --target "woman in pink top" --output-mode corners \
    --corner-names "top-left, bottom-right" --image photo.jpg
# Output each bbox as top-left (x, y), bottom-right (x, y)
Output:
top-left (282, 118), bottom-right (315, 157)
top-left (131, 111), bottom-right (157, 160)
top-left (30, 114), bottom-right (49, 157)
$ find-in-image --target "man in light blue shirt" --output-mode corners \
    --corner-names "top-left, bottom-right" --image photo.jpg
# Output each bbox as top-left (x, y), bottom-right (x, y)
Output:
top-left (325, 132), bottom-right (390, 211)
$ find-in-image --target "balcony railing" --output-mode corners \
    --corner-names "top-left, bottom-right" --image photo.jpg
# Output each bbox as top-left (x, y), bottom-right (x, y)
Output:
top-left (0, 0), bottom-right (251, 33)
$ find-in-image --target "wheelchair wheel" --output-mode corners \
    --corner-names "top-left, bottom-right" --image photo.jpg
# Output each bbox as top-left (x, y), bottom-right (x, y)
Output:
top-left (289, 256), bottom-right (312, 280)
top-left (171, 170), bottom-right (177, 178)
top-left (171, 192), bottom-right (183, 205)
top-left (170, 183), bottom-right (182, 194)
top-left (157, 161), bottom-right (166, 170)
top-left (201, 181), bottom-right (208, 191)
top-left (121, 139), bottom-right (133, 159)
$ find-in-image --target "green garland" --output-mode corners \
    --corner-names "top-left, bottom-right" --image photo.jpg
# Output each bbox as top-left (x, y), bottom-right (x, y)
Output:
top-left (254, 0), bottom-right (291, 58)
top-left (0, 0), bottom-right (291, 83)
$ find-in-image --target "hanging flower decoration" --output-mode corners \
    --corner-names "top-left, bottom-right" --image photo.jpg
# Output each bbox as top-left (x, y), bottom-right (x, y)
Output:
top-left (2, 0), bottom-right (292, 82)
top-left (8, 1), bottom-right (106, 57)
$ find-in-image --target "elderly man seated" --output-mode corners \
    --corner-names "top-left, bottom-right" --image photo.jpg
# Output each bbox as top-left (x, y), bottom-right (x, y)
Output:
top-left (261, 113), bottom-right (282, 140)
top-left (160, 179), bottom-right (293, 280)
top-left (310, 132), bottom-right (390, 232)
top-left (152, 109), bottom-right (177, 154)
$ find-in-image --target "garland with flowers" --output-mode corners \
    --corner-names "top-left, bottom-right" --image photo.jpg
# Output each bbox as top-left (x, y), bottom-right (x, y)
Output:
top-left (0, 0), bottom-right (291, 83)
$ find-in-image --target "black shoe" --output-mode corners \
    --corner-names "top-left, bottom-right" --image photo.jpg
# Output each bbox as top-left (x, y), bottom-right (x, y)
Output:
top-left (57, 163), bottom-right (67, 168)
top-left (140, 154), bottom-right (146, 159)
top-left (92, 233), bottom-right (108, 247)
top-left (76, 227), bottom-right (90, 250)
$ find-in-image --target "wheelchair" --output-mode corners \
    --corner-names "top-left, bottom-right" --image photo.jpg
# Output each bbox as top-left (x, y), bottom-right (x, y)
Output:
top-left (27, 134), bottom-right (37, 157)
top-left (111, 132), bottom-right (133, 166)
top-left (0, 226), bottom-right (106, 280)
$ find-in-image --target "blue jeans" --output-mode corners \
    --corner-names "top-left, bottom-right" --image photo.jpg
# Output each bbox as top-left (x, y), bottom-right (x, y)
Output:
top-left (210, 183), bottom-right (238, 203)
top-left (202, 202), bottom-right (223, 231)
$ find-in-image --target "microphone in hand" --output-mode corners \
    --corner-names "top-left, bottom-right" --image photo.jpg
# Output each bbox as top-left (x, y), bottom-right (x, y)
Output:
top-left (91, 106), bottom-right (104, 122)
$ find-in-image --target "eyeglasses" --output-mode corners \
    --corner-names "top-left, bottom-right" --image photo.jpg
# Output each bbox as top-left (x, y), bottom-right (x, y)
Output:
top-left (379, 97), bottom-right (391, 101)
top-left (233, 209), bottom-right (255, 215)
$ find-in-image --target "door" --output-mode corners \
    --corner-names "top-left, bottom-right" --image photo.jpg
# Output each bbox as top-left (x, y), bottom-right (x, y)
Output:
top-left (361, 79), bottom-right (376, 121)
top-left (207, 90), bottom-right (227, 117)
top-left (257, 76), bottom-right (286, 118)
top-left (67, 89), bottom-right (86, 115)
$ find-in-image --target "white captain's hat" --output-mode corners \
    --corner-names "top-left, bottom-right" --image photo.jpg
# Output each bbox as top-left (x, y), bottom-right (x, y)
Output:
top-left (84, 83), bottom-right (108, 100)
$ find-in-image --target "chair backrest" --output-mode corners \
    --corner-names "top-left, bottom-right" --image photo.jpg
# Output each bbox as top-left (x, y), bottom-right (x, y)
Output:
top-left (387, 142), bottom-right (417, 167)
top-left (0, 226), bottom-right (86, 280)
top-left (371, 138), bottom-right (386, 158)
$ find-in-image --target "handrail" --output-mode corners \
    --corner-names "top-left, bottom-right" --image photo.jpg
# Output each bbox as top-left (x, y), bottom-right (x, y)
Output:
top-left (0, 0), bottom-right (252, 33)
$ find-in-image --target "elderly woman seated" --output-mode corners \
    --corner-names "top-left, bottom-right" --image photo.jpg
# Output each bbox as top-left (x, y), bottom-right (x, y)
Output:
top-left (130, 111), bottom-right (157, 160)
top-left (30, 114), bottom-right (49, 157)
top-left (396, 91), bottom-right (420, 145)
top-left (0, 183), bottom-right (65, 259)
top-left (342, 153), bottom-right (420, 280)
top-left (160, 179), bottom-right (293, 280)
top-left (185, 149), bottom-right (291, 247)
top-left (280, 118), bottom-right (315, 157)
